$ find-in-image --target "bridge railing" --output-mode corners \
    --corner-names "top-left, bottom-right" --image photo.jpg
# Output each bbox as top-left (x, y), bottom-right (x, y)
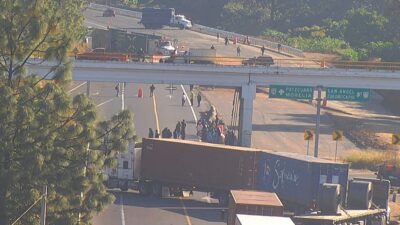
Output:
top-left (88, 3), bottom-right (304, 58)
top-left (191, 25), bottom-right (304, 58)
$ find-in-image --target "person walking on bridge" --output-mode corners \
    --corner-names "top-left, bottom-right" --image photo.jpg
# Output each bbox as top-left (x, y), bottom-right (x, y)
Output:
top-left (261, 45), bottom-right (266, 56)
top-left (236, 46), bottom-right (241, 56)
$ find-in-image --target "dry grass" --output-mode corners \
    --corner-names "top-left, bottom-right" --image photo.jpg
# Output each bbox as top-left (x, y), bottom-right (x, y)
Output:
top-left (343, 149), bottom-right (400, 170)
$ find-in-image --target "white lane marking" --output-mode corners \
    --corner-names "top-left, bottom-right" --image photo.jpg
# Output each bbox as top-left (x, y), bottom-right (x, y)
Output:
top-left (85, 20), bottom-right (107, 29)
top-left (121, 83), bottom-right (125, 111)
top-left (96, 99), bottom-right (114, 107)
top-left (180, 85), bottom-right (198, 124)
top-left (68, 82), bottom-right (87, 93)
top-left (120, 193), bottom-right (126, 225)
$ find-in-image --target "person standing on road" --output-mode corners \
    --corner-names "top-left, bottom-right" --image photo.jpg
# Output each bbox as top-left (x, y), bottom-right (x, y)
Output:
top-left (115, 83), bottom-right (120, 97)
top-left (181, 119), bottom-right (187, 140)
top-left (148, 128), bottom-right (154, 138)
top-left (261, 45), bottom-right (266, 56)
top-left (217, 33), bottom-right (220, 42)
top-left (190, 91), bottom-right (194, 106)
top-left (197, 93), bottom-right (202, 107)
top-left (181, 92), bottom-right (186, 107)
top-left (224, 37), bottom-right (229, 45)
top-left (175, 121), bottom-right (181, 138)
top-left (278, 43), bottom-right (282, 52)
top-left (155, 129), bottom-right (160, 138)
top-left (236, 46), bottom-right (241, 56)
top-left (149, 84), bottom-right (155, 97)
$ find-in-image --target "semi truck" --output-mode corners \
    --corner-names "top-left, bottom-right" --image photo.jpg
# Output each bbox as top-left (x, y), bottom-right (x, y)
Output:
top-left (106, 138), bottom-right (389, 222)
top-left (140, 8), bottom-right (192, 29)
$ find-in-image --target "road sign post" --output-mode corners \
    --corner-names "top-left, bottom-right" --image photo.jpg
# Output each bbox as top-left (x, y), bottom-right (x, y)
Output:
top-left (332, 130), bottom-right (343, 161)
top-left (314, 86), bottom-right (323, 158)
top-left (304, 129), bottom-right (314, 156)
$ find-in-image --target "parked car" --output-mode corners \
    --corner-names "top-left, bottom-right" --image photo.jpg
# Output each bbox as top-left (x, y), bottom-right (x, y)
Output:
top-left (242, 56), bottom-right (274, 66)
top-left (103, 8), bottom-right (116, 17)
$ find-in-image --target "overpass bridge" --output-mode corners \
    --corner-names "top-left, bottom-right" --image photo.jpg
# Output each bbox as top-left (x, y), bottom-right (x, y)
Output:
top-left (27, 59), bottom-right (400, 147)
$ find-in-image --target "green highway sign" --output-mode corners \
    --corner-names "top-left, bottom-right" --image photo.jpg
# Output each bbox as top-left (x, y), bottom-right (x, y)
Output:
top-left (326, 87), bottom-right (370, 101)
top-left (269, 85), bottom-right (314, 100)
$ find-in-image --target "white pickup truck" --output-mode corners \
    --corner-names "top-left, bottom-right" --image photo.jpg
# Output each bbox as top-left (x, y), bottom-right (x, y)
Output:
top-left (171, 14), bottom-right (192, 29)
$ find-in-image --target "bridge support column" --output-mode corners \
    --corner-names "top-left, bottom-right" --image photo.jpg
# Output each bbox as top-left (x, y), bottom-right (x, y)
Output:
top-left (238, 83), bottom-right (256, 147)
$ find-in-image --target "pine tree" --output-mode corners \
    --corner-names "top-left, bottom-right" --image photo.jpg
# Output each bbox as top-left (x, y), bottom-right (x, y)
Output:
top-left (0, 1), bottom-right (136, 224)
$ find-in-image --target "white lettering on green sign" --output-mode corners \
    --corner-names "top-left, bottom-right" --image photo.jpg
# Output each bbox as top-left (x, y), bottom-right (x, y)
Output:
top-left (326, 88), bottom-right (370, 101)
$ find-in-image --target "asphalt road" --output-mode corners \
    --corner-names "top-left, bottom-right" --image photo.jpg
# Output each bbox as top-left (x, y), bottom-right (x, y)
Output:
top-left (92, 191), bottom-right (226, 225)
top-left (66, 80), bottom-right (223, 225)
top-left (68, 81), bottom-right (203, 140)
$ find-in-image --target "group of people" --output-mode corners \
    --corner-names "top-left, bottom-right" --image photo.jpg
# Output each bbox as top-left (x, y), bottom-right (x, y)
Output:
top-left (182, 91), bottom-right (202, 107)
top-left (148, 119), bottom-right (187, 140)
top-left (196, 117), bottom-right (237, 146)
top-left (196, 117), bottom-right (224, 144)
top-left (195, 106), bottom-right (238, 146)
top-left (216, 32), bottom-right (284, 57)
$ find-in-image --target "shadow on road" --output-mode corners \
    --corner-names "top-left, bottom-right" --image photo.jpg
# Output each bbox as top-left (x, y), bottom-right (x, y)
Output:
top-left (111, 191), bottom-right (226, 222)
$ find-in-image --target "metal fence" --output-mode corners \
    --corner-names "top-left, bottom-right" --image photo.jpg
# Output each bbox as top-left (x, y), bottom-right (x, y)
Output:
top-left (88, 3), bottom-right (305, 57)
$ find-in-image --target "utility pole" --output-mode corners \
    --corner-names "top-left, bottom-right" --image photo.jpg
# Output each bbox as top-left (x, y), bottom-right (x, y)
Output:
top-left (314, 86), bottom-right (323, 157)
top-left (40, 186), bottom-right (47, 225)
top-left (86, 81), bottom-right (91, 96)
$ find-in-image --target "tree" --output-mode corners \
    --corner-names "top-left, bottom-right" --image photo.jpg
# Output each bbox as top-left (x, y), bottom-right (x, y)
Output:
top-left (344, 7), bottom-right (388, 48)
top-left (0, 1), bottom-right (136, 224)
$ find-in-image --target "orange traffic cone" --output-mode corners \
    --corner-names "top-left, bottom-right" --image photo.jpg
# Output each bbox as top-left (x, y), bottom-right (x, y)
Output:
top-left (138, 87), bottom-right (143, 98)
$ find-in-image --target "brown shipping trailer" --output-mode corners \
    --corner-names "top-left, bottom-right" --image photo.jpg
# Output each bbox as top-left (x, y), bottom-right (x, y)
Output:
top-left (228, 190), bottom-right (284, 225)
top-left (140, 138), bottom-right (259, 203)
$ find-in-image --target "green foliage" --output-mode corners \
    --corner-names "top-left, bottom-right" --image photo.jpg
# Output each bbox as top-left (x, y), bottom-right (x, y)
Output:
top-left (322, 19), bottom-right (348, 39)
top-left (291, 25), bottom-right (326, 39)
top-left (344, 7), bottom-right (388, 48)
top-left (220, 2), bottom-right (267, 34)
top-left (262, 29), bottom-right (289, 43)
top-left (337, 48), bottom-right (360, 61)
top-left (365, 41), bottom-right (400, 61)
top-left (0, 1), bottom-right (136, 225)
top-left (287, 36), bottom-right (349, 53)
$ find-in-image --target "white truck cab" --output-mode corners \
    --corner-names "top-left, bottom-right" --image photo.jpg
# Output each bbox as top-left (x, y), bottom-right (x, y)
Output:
top-left (171, 14), bottom-right (192, 29)
top-left (158, 41), bottom-right (176, 55)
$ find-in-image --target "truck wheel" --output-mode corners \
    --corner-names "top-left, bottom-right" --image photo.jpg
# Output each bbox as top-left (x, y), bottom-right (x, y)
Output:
top-left (138, 181), bottom-right (150, 195)
top-left (152, 182), bottom-right (162, 197)
top-left (218, 193), bottom-right (229, 206)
